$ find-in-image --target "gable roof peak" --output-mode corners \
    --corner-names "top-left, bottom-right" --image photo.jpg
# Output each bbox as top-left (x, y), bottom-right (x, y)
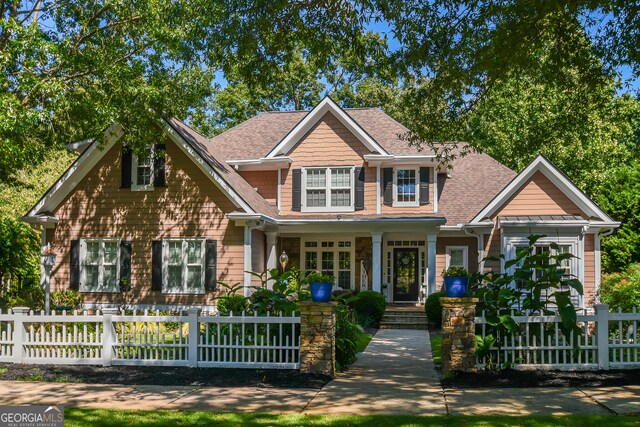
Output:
top-left (264, 96), bottom-right (389, 158)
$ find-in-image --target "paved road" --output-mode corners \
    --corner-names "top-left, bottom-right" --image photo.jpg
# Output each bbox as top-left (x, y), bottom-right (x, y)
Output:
top-left (2, 329), bottom-right (639, 416)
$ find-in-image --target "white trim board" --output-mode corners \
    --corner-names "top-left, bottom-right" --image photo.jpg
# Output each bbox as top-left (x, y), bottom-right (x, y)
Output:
top-left (265, 96), bottom-right (388, 158)
top-left (470, 154), bottom-right (616, 224)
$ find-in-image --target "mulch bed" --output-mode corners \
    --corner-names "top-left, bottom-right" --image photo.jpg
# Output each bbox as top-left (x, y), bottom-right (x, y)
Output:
top-left (0, 363), bottom-right (331, 389)
top-left (442, 368), bottom-right (640, 388)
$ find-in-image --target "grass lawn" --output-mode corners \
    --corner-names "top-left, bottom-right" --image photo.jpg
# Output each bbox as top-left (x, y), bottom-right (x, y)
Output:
top-left (64, 408), bottom-right (640, 427)
top-left (430, 333), bottom-right (442, 364)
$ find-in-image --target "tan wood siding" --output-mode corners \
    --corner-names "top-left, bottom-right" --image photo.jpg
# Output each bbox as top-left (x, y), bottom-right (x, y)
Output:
top-left (483, 228), bottom-right (502, 273)
top-left (584, 233), bottom-right (596, 304)
top-left (436, 236), bottom-right (479, 290)
top-left (239, 171), bottom-right (278, 207)
top-left (496, 171), bottom-right (586, 218)
top-left (49, 137), bottom-right (244, 306)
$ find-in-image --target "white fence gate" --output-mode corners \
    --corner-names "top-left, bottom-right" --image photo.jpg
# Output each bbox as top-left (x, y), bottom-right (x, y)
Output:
top-left (0, 307), bottom-right (300, 369)
top-left (476, 304), bottom-right (640, 370)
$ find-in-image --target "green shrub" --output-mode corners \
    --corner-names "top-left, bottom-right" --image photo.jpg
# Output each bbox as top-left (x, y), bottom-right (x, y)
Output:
top-left (442, 266), bottom-right (468, 277)
top-left (217, 294), bottom-right (249, 315)
top-left (600, 263), bottom-right (640, 312)
top-left (348, 290), bottom-right (386, 327)
top-left (335, 301), bottom-right (364, 370)
top-left (425, 291), bottom-right (445, 327)
top-left (51, 289), bottom-right (83, 309)
top-left (1, 285), bottom-right (44, 311)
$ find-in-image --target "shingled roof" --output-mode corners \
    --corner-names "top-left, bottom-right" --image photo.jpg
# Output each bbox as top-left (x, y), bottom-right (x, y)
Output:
top-left (169, 107), bottom-right (514, 224)
top-left (208, 108), bottom-right (438, 161)
top-left (438, 152), bottom-right (516, 225)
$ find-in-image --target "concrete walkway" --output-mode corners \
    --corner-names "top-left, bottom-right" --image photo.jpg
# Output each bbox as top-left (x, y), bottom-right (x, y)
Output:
top-left (2, 329), bottom-right (640, 416)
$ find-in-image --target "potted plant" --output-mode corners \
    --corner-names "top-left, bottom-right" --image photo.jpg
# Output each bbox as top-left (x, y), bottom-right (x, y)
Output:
top-left (442, 266), bottom-right (469, 297)
top-left (305, 272), bottom-right (334, 303)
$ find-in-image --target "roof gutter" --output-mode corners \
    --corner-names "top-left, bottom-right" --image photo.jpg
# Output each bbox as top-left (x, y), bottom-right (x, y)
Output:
top-left (226, 157), bottom-right (292, 171)
top-left (364, 154), bottom-right (437, 166)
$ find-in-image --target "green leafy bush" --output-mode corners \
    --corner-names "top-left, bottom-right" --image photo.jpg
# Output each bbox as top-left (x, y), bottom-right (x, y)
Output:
top-left (216, 282), bottom-right (249, 315)
top-left (51, 289), bottom-right (83, 310)
top-left (600, 263), bottom-right (640, 312)
top-left (442, 266), bottom-right (468, 277)
top-left (335, 301), bottom-right (365, 370)
top-left (1, 285), bottom-right (44, 311)
top-left (425, 291), bottom-right (445, 327)
top-left (305, 272), bottom-right (334, 284)
top-left (348, 290), bottom-right (386, 327)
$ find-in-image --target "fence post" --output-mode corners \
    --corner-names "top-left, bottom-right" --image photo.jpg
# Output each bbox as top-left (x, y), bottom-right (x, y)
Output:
top-left (11, 307), bottom-right (30, 364)
top-left (187, 308), bottom-right (201, 368)
top-left (101, 308), bottom-right (119, 366)
top-left (595, 303), bottom-right (610, 370)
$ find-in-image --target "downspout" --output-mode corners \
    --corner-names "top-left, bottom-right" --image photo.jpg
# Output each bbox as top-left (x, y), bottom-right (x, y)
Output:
top-left (464, 227), bottom-right (484, 274)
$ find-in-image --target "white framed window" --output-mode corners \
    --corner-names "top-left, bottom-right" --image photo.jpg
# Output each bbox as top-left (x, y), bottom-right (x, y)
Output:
top-left (80, 238), bottom-right (120, 292)
top-left (393, 167), bottom-right (419, 207)
top-left (132, 146), bottom-right (154, 191)
top-left (301, 166), bottom-right (354, 212)
top-left (163, 238), bottom-right (205, 294)
top-left (302, 238), bottom-right (354, 289)
top-left (445, 246), bottom-right (468, 271)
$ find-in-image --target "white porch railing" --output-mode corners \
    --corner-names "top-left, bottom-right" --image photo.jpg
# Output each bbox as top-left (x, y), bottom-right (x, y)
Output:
top-left (0, 307), bottom-right (300, 369)
top-left (476, 304), bottom-right (640, 370)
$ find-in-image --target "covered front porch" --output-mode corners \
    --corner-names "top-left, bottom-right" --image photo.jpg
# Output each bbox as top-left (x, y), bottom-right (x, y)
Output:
top-left (236, 216), bottom-right (450, 303)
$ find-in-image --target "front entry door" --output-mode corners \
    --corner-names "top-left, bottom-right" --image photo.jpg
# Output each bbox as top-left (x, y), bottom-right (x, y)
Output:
top-left (393, 248), bottom-right (419, 302)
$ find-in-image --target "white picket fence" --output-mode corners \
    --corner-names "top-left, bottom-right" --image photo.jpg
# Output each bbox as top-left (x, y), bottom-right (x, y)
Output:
top-left (476, 304), bottom-right (640, 370)
top-left (0, 307), bottom-right (300, 369)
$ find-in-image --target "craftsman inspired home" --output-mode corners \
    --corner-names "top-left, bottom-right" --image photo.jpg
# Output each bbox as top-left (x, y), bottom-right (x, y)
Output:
top-left (22, 97), bottom-right (620, 311)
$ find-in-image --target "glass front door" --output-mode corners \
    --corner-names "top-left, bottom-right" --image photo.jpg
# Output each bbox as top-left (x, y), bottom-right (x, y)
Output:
top-left (393, 248), bottom-right (419, 302)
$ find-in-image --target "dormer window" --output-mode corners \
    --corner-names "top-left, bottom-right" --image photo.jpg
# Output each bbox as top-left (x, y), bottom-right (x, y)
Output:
top-left (301, 167), bottom-right (354, 212)
top-left (132, 146), bottom-right (154, 191)
top-left (393, 168), bottom-right (419, 207)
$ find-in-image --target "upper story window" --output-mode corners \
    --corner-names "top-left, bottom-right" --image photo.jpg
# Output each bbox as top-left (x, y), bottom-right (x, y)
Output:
top-left (302, 167), bottom-right (354, 212)
top-left (80, 238), bottom-right (120, 292)
top-left (393, 168), bottom-right (419, 207)
top-left (132, 146), bottom-right (154, 191)
top-left (163, 238), bottom-right (205, 294)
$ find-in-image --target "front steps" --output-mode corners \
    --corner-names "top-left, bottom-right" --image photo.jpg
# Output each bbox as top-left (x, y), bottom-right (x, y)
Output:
top-left (380, 305), bottom-right (428, 330)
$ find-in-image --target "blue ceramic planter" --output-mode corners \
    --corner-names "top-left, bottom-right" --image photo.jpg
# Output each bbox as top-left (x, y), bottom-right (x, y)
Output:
top-left (444, 276), bottom-right (469, 297)
top-left (310, 282), bottom-right (333, 303)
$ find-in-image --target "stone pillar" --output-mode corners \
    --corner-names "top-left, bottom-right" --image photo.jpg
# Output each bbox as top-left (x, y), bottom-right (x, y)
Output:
top-left (299, 302), bottom-right (336, 377)
top-left (441, 297), bottom-right (479, 375)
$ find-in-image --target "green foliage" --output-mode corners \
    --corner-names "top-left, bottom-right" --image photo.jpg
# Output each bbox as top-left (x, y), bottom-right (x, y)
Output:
top-left (595, 162), bottom-right (640, 272)
top-left (442, 267), bottom-right (468, 278)
top-left (216, 282), bottom-right (249, 315)
top-left (600, 264), bottom-right (640, 313)
top-left (0, 285), bottom-right (44, 312)
top-left (425, 291), bottom-right (445, 328)
top-left (0, 215), bottom-right (40, 291)
top-left (304, 272), bottom-right (334, 284)
top-left (51, 290), bottom-right (84, 310)
top-left (334, 300), bottom-right (365, 370)
top-left (470, 235), bottom-right (584, 369)
top-left (348, 290), bottom-right (386, 327)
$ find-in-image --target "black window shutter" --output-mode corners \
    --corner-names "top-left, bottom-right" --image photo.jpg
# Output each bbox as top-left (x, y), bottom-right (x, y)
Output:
top-left (121, 149), bottom-right (132, 189)
top-left (419, 167), bottom-right (430, 205)
top-left (383, 168), bottom-right (393, 205)
top-left (70, 240), bottom-right (80, 291)
top-left (120, 241), bottom-right (132, 287)
top-left (205, 240), bottom-right (217, 292)
top-left (153, 144), bottom-right (166, 187)
top-left (151, 240), bottom-right (162, 291)
top-left (354, 167), bottom-right (365, 211)
top-left (292, 169), bottom-right (302, 211)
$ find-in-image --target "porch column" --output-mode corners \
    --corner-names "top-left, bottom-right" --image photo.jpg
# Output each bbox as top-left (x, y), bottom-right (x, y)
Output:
top-left (265, 231), bottom-right (278, 271)
top-left (371, 232), bottom-right (383, 293)
top-left (427, 231), bottom-right (437, 296)
top-left (243, 225), bottom-right (253, 296)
